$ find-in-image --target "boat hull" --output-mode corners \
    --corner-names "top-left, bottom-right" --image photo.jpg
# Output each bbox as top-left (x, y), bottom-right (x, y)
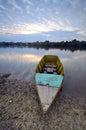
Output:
top-left (35, 55), bottom-right (64, 112)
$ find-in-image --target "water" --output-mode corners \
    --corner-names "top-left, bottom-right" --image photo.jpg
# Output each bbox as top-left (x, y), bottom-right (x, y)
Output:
top-left (0, 47), bottom-right (86, 98)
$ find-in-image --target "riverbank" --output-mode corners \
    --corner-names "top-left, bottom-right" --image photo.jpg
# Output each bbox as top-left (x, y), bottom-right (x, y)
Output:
top-left (0, 73), bottom-right (86, 130)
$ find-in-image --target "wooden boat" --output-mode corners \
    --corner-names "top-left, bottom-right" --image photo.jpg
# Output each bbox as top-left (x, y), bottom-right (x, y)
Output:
top-left (35, 55), bottom-right (64, 113)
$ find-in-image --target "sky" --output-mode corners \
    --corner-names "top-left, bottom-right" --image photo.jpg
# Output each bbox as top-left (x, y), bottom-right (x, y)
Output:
top-left (0, 0), bottom-right (86, 42)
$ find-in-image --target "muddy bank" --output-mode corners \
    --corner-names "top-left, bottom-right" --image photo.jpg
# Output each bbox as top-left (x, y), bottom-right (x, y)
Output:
top-left (0, 73), bottom-right (86, 130)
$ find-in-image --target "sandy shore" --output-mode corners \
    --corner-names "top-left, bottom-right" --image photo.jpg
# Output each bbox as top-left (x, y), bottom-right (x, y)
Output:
top-left (0, 73), bottom-right (86, 130)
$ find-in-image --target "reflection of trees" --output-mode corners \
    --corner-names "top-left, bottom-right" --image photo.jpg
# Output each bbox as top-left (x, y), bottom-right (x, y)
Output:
top-left (0, 39), bottom-right (86, 52)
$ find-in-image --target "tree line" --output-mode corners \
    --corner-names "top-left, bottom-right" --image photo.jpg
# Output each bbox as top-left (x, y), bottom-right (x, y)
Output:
top-left (0, 39), bottom-right (86, 51)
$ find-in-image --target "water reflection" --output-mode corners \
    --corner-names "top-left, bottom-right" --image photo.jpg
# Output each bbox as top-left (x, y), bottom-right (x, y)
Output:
top-left (0, 47), bottom-right (86, 98)
top-left (0, 53), bottom-right (41, 62)
top-left (22, 54), bottom-right (41, 62)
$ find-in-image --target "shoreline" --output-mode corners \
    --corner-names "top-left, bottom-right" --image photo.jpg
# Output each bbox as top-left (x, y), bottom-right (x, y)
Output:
top-left (0, 73), bottom-right (86, 130)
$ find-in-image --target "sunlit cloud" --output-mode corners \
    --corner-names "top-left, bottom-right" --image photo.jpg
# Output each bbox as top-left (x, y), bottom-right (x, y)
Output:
top-left (0, 21), bottom-right (77, 35)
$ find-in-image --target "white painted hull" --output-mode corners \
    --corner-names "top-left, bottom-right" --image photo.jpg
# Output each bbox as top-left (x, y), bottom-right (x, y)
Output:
top-left (36, 84), bottom-right (61, 112)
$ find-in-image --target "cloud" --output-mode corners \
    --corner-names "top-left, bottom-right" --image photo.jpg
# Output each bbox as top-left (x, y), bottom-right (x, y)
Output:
top-left (77, 30), bottom-right (86, 36)
top-left (44, 0), bottom-right (49, 3)
top-left (23, 0), bottom-right (33, 6)
top-left (0, 0), bottom-right (86, 42)
top-left (0, 20), bottom-right (77, 35)
top-left (7, 0), bottom-right (21, 11)
top-left (6, 13), bottom-right (13, 21)
top-left (41, 33), bottom-right (51, 38)
top-left (0, 4), bottom-right (6, 10)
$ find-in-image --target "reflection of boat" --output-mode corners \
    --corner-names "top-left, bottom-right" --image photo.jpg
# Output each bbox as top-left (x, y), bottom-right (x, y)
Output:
top-left (35, 55), bottom-right (64, 113)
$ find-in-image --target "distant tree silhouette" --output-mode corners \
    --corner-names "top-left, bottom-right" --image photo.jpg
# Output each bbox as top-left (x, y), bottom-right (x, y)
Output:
top-left (0, 39), bottom-right (86, 51)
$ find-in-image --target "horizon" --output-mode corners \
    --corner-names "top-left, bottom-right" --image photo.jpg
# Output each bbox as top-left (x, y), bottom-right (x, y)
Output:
top-left (0, 39), bottom-right (86, 43)
top-left (0, 0), bottom-right (86, 42)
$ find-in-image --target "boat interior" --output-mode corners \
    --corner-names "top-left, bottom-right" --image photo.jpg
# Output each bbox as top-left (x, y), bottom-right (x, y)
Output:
top-left (36, 55), bottom-right (64, 76)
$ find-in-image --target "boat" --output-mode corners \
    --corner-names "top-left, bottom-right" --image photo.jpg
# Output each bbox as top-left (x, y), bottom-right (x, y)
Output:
top-left (35, 55), bottom-right (64, 113)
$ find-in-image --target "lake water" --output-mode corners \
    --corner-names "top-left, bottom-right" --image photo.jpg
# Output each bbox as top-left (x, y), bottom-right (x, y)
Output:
top-left (0, 47), bottom-right (86, 98)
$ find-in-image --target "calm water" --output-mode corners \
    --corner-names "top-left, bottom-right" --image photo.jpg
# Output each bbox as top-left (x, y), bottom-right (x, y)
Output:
top-left (0, 47), bottom-right (86, 98)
